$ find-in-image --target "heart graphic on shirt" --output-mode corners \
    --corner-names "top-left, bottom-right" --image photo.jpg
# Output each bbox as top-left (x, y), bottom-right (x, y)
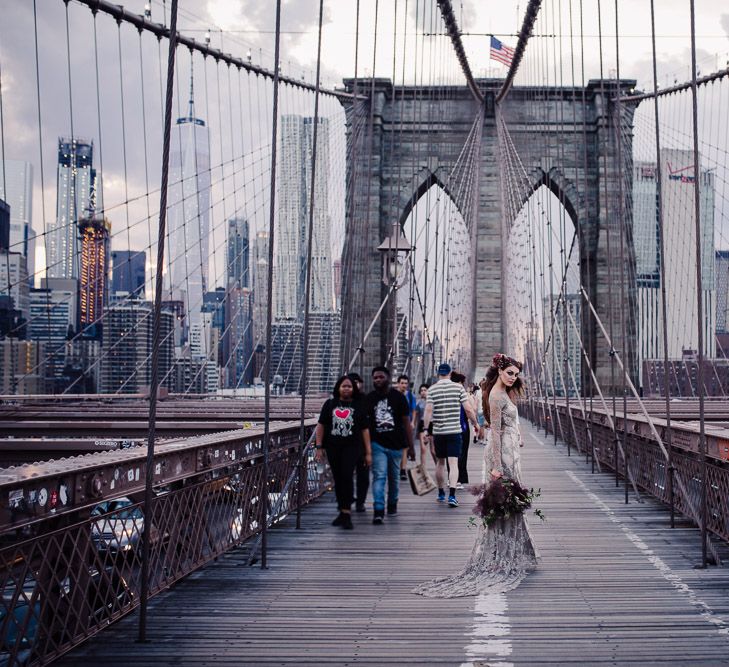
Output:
top-left (334, 408), bottom-right (351, 420)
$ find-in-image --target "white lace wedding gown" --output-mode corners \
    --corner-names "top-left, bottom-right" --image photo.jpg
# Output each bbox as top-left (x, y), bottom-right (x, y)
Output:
top-left (413, 392), bottom-right (538, 598)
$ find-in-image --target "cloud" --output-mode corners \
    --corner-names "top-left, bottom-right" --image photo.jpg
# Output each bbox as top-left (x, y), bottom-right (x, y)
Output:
top-left (722, 14), bottom-right (729, 39)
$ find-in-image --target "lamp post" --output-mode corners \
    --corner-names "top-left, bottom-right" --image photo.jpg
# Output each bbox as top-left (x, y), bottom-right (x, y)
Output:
top-left (377, 224), bottom-right (413, 373)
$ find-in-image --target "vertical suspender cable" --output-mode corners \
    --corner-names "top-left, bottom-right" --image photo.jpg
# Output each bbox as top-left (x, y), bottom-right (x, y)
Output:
top-left (688, 0), bottom-right (708, 567)
top-left (341, 0), bottom-right (361, 375)
top-left (613, 0), bottom-right (629, 504)
top-left (32, 0), bottom-right (52, 393)
top-left (139, 0), bottom-right (178, 643)
top-left (578, 0), bottom-right (596, 471)
top-left (262, 0), bottom-right (283, 569)
top-left (595, 0), bottom-right (620, 482)
top-left (0, 47), bottom-right (13, 392)
top-left (365, 0), bottom-right (379, 371)
top-left (649, 0), bottom-right (674, 527)
top-left (296, 0), bottom-right (325, 530)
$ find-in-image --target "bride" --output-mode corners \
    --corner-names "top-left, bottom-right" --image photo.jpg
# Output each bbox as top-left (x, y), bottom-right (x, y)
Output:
top-left (413, 353), bottom-right (538, 598)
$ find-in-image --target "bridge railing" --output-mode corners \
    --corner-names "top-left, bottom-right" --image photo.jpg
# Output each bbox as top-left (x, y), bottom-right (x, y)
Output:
top-left (527, 401), bottom-right (729, 544)
top-left (0, 420), bottom-right (326, 666)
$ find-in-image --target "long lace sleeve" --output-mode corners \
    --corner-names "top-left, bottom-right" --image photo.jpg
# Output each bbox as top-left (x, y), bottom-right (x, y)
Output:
top-left (489, 394), bottom-right (504, 474)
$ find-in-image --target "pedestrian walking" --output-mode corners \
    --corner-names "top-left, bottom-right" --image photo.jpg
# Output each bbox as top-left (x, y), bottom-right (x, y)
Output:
top-left (366, 366), bottom-right (415, 524)
top-left (451, 371), bottom-right (475, 487)
top-left (347, 372), bottom-right (370, 512)
top-left (315, 375), bottom-right (372, 530)
top-left (423, 363), bottom-right (480, 507)
top-left (396, 374), bottom-right (417, 480)
top-left (415, 383), bottom-right (430, 470)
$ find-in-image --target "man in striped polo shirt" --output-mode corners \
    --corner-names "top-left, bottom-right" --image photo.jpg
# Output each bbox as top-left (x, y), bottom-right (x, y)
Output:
top-left (423, 363), bottom-right (480, 507)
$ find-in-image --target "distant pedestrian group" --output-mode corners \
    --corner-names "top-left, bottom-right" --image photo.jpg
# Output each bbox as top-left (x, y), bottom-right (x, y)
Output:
top-left (315, 363), bottom-right (481, 529)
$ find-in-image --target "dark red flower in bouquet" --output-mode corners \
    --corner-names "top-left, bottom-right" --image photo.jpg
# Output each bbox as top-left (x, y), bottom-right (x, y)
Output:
top-left (469, 478), bottom-right (544, 527)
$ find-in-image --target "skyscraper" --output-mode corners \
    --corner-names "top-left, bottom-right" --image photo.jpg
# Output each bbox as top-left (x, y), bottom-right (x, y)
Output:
top-left (275, 115), bottom-right (333, 319)
top-left (29, 278), bottom-right (78, 389)
top-left (166, 74), bottom-right (211, 326)
top-left (0, 199), bottom-right (9, 250)
top-left (100, 301), bottom-right (173, 394)
top-left (223, 285), bottom-right (253, 388)
top-left (332, 258), bottom-right (342, 310)
top-left (227, 217), bottom-right (249, 288)
top-left (716, 250), bottom-right (729, 334)
top-left (303, 116), bottom-right (334, 313)
top-left (49, 138), bottom-right (98, 280)
top-left (0, 339), bottom-right (47, 394)
top-left (253, 230), bottom-right (269, 343)
top-left (111, 250), bottom-right (146, 299)
top-left (0, 160), bottom-right (34, 264)
top-left (632, 150), bottom-right (716, 389)
top-left (0, 252), bottom-right (30, 324)
top-left (79, 215), bottom-right (110, 339)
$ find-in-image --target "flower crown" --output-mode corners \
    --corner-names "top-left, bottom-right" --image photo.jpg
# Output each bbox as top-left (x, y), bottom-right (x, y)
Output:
top-left (491, 353), bottom-right (522, 371)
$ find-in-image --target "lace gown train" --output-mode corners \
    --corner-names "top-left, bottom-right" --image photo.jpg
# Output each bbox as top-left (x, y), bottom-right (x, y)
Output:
top-left (413, 393), bottom-right (538, 598)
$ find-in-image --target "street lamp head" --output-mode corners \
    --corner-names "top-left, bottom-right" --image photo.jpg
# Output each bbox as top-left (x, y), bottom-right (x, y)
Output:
top-left (378, 225), bottom-right (413, 287)
top-left (377, 225), bottom-right (413, 256)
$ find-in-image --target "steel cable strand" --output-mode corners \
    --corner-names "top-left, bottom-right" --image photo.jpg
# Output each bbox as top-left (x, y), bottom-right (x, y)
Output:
top-left (73, 0), bottom-right (359, 103)
top-left (612, 0), bottom-right (633, 499)
top-left (338, 100), bottom-right (365, 370)
top-left (499, 111), bottom-right (620, 471)
top-left (0, 40), bottom-right (17, 392)
top-left (117, 21), bottom-right (135, 327)
top-left (138, 0), bottom-right (178, 641)
top-left (554, 0), bottom-right (580, 457)
top-left (294, 0), bottom-right (326, 525)
top-left (500, 104), bottom-right (622, 463)
top-left (688, 0), bottom-right (710, 566)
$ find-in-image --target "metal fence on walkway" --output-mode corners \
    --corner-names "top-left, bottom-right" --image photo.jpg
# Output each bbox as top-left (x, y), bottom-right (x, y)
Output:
top-left (527, 400), bottom-right (729, 546)
top-left (0, 421), bottom-right (327, 666)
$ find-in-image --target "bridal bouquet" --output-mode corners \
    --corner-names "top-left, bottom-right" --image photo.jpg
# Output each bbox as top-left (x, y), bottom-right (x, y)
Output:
top-left (469, 478), bottom-right (545, 527)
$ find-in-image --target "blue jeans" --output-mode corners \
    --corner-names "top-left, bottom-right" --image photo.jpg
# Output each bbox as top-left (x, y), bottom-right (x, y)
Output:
top-left (371, 441), bottom-right (402, 511)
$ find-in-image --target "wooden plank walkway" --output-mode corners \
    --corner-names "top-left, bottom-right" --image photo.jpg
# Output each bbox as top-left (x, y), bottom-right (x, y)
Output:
top-left (57, 421), bottom-right (729, 666)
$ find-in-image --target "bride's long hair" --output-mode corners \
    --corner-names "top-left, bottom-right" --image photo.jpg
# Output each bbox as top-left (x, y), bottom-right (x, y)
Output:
top-left (480, 353), bottom-right (524, 425)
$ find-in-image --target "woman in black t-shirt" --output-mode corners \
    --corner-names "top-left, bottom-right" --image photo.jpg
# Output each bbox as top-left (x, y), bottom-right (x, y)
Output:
top-left (315, 375), bottom-right (372, 530)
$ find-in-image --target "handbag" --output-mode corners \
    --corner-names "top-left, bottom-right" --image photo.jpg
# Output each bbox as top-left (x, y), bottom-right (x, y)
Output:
top-left (407, 463), bottom-right (437, 495)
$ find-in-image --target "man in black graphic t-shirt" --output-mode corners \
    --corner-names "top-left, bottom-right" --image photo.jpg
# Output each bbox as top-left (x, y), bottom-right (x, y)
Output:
top-left (366, 366), bottom-right (414, 523)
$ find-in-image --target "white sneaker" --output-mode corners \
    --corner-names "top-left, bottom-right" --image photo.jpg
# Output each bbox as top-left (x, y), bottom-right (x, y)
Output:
top-left (455, 482), bottom-right (464, 490)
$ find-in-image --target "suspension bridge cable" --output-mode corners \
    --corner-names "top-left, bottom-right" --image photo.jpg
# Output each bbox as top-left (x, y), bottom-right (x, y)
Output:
top-left (261, 0), bottom-right (283, 570)
top-left (138, 0), bottom-right (178, 643)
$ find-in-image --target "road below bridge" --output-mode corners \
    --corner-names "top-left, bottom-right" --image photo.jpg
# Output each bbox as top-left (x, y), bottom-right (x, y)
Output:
top-left (58, 421), bottom-right (729, 666)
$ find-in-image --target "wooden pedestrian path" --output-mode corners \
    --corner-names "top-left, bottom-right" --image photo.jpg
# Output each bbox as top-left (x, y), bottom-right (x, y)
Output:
top-left (58, 421), bottom-right (729, 666)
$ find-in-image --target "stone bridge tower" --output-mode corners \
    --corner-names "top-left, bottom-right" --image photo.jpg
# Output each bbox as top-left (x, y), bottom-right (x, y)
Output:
top-left (340, 78), bottom-right (637, 395)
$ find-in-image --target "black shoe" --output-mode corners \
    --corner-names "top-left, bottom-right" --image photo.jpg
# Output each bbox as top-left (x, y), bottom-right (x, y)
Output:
top-left (372, 510), bottom-right (384, 525)
top-left (332, 512), bottom-right (345, 526)
top-left (355, 503), bottom-right (366, 513)
top-left (340, 513), bottom-right (353, 530)
top-left (387, 503), bottom-right (397, 515)
top-left (399, 470), bottom-right (408, 481)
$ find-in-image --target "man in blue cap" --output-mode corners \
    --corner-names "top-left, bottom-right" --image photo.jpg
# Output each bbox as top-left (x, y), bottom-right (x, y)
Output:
top-left (423, 362), bottom-right (480, 506)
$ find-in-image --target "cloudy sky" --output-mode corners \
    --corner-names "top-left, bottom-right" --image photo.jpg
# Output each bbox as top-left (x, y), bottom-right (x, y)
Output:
top-left (1, 0), bottom-right (728, 292)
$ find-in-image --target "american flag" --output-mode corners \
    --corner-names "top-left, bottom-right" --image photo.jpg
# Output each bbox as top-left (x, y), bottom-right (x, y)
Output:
top-left (490, 36), bottom-right (515, 67)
